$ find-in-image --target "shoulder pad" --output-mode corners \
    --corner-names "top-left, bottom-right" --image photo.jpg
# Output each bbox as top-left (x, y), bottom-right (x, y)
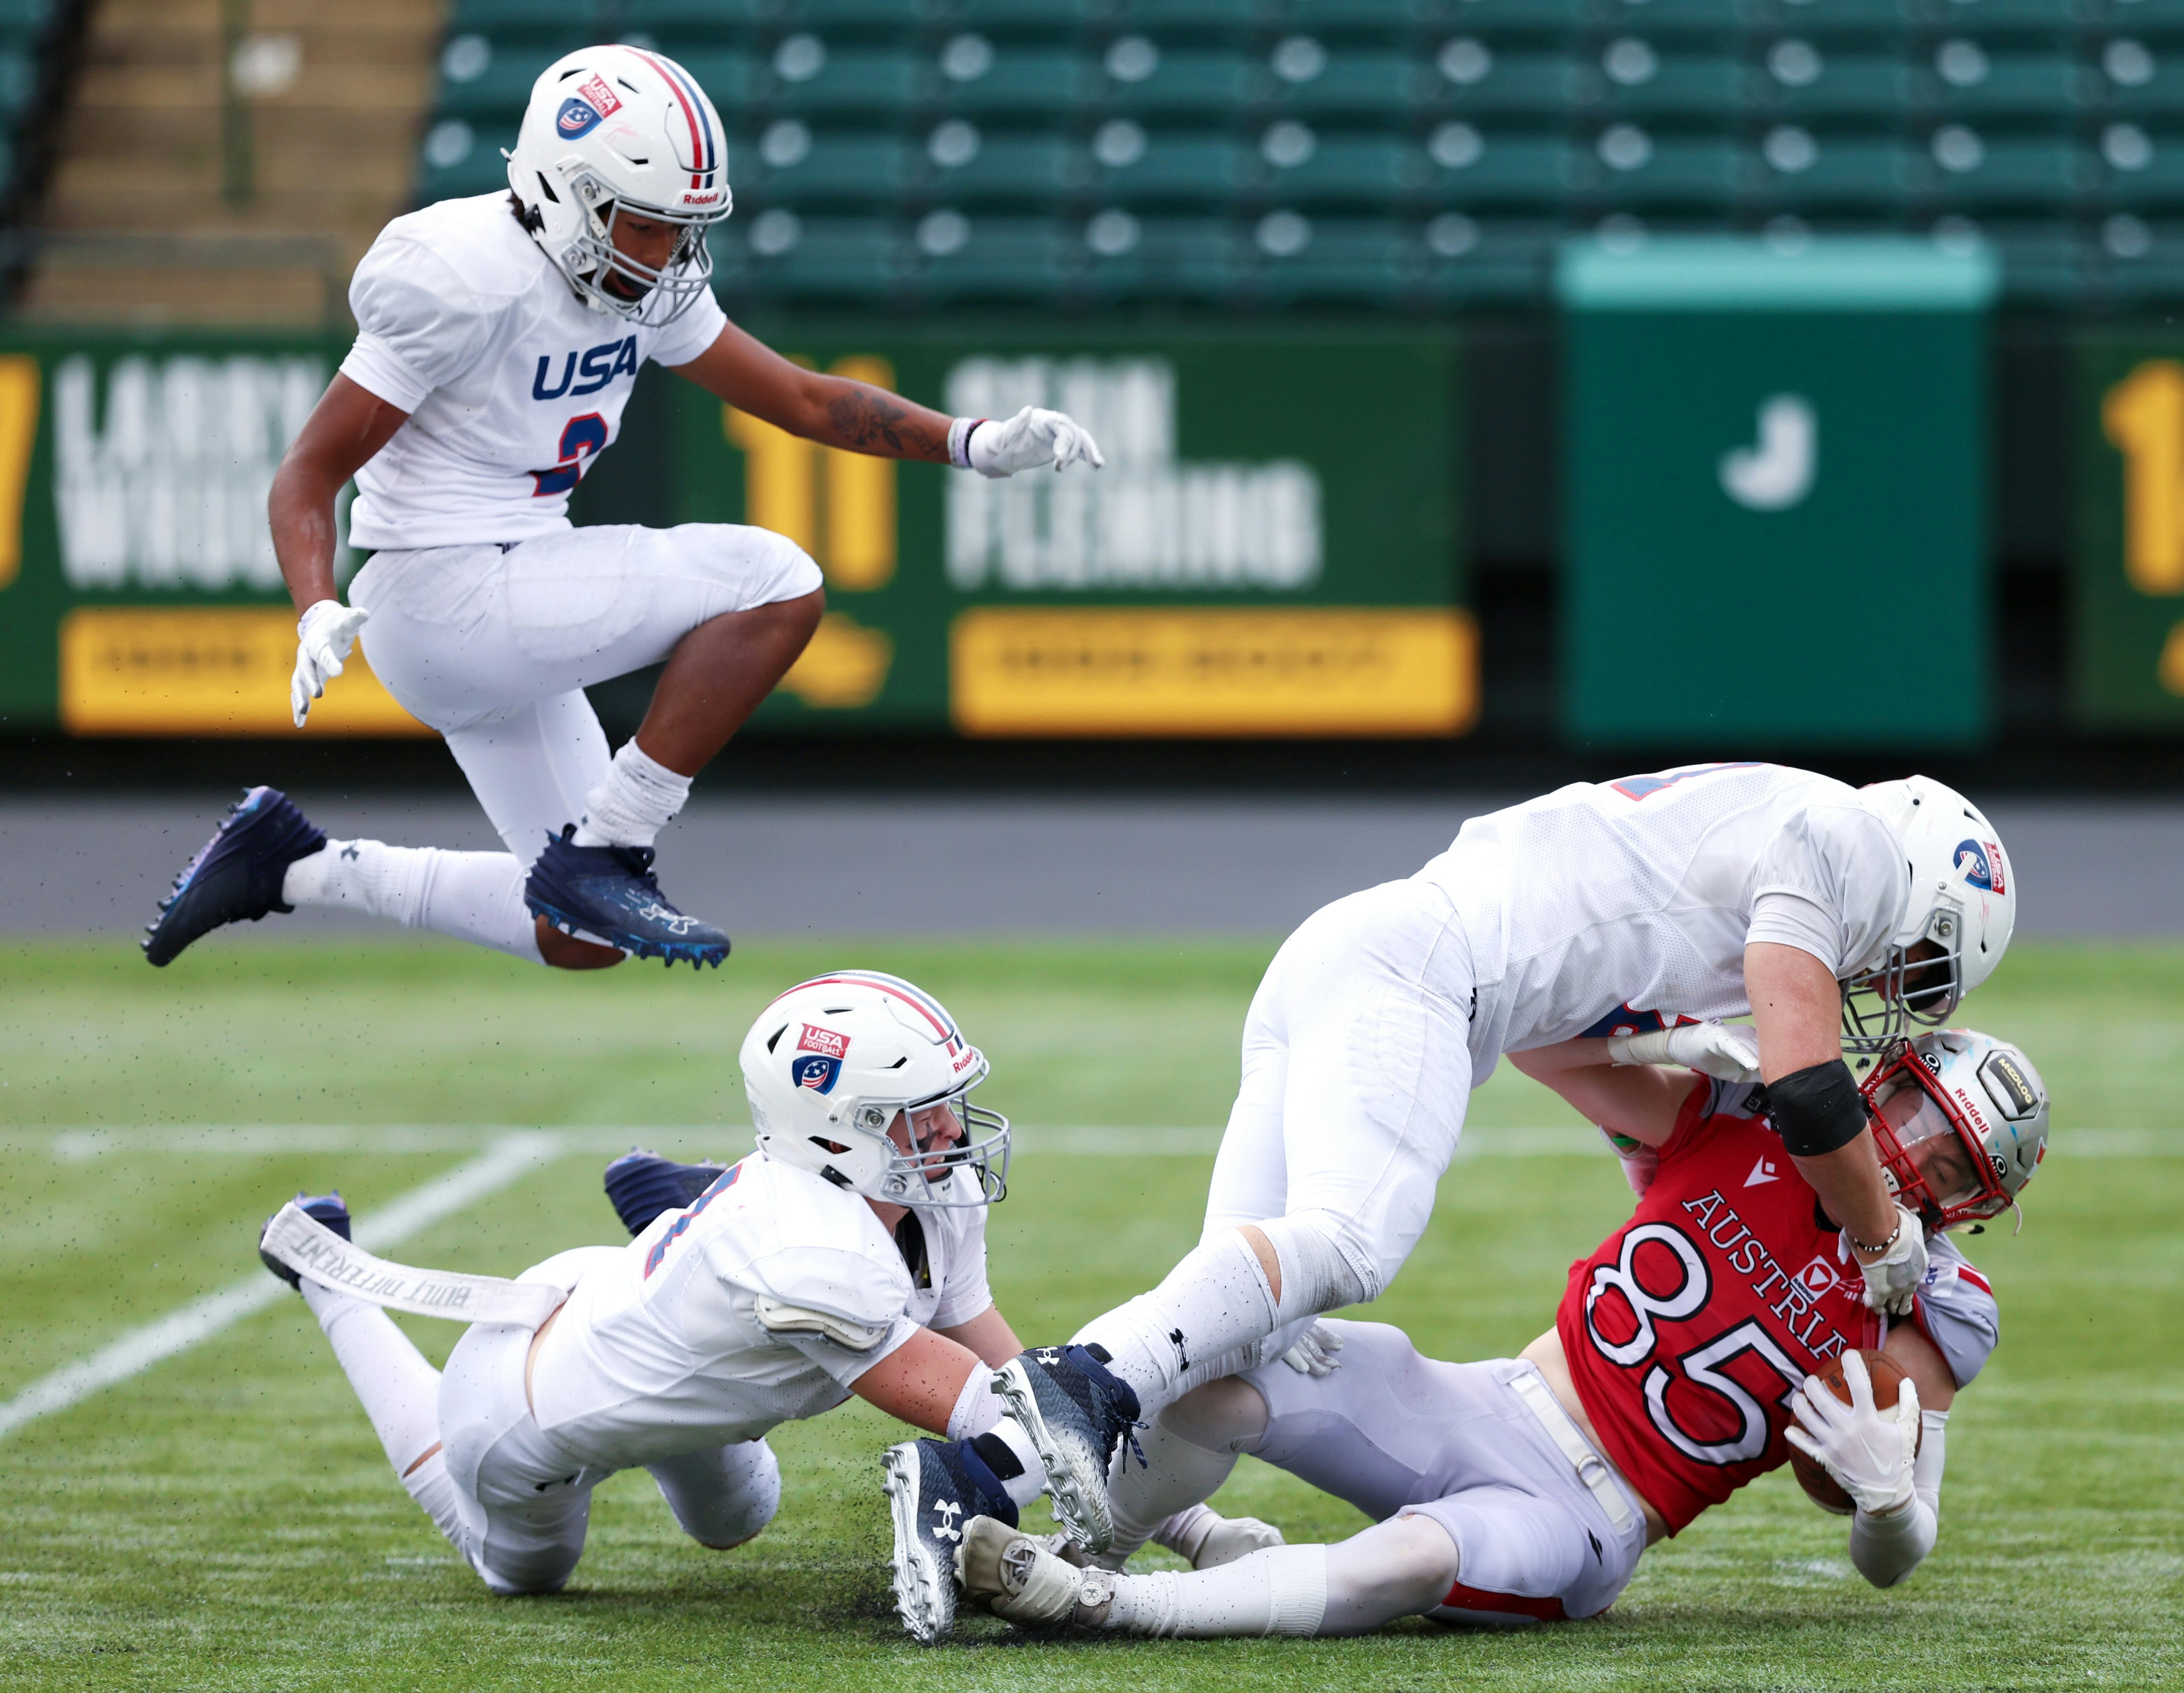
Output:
top-left (753, 1296), bottom-right (891, 1351)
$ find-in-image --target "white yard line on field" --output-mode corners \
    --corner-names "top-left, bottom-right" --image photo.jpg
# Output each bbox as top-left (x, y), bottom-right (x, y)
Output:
top-left (0, 1131), bottom-right (566, 1442)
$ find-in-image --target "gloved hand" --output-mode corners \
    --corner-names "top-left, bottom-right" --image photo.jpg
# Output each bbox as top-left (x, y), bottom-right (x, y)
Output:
top-left (1279, 1321), bottom-right (1345, 1377)
top-left (290, 599), bottom-right (371, 727)
top-left (965, 406), bottom-right (1105, 478)
top-left (1783, 1350), bottom-right (1921, 1517)
top-left (1599, 1125), bottom-right (1660, 1196)
top-left (1852, 1205), bottom-right (1929, 1316)
top-left (1605, 1020), bottom-right (1762, 1083)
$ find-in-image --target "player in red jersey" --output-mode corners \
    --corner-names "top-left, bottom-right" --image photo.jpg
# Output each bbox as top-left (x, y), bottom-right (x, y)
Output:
top-left (948, 1027), bottom-right (2043, 1637)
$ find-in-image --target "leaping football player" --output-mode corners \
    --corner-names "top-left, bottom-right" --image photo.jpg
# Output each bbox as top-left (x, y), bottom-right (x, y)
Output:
top-left (975, 764), bottom-right (2018, 1554)
top-left (143, 44), bottom-right (1100, 973)
top-left (941, 1027), bottom-right (2043, 1638)
top-left (259, 972), bottom-right (1259, 1611)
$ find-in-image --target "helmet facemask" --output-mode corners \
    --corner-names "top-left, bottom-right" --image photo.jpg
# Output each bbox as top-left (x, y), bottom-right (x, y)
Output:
top-left (832, 1085), bottom-right (1011, 1209)
top-left (1840, 920), bottom-right (1962, 1054)
top-left (557, 166), bottom-right (722, 327)
top-left (1864, 1039), bottom-right (2016, 1229)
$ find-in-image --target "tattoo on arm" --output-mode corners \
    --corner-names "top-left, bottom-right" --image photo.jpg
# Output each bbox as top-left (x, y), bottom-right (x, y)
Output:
top-left (824, 383), bottom-right (950, 461)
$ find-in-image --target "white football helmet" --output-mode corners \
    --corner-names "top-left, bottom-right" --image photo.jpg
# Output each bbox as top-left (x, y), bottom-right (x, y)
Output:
top-left (739, 971), bottom-right (1009, 1208)
top-left (505, 43), bottom-right (731, 326)
top-left (1842, 776), bottom-right (2017, 1052)
top-left (1862, 1027), bottom-right (2048, 1230)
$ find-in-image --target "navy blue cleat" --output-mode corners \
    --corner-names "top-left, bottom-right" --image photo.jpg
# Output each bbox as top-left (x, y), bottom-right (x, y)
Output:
top-left (524, 825), bottom-right (729, 969)
top-left (882, 1437), bottom-right (1019, 1644)
top-left (992, 1344), bottom-right (1144, 1554)
top-left (258, 1192), bottom-right (351, 1288)
top-left (603, 1149), bottom-right (729, 1236)
top-left (143, 786), bottom-right (327, 967)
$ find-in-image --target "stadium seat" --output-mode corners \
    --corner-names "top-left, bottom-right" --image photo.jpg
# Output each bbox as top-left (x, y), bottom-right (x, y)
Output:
top-left (1251, 216), bottom-right (1415, 302)
top-left (2094, 0), bottom-right (2184, 28)
top-left (1426, 127), bottom-right (1580, 205)
top-left (1587, 127), bottom-right (1743, 206)
top-left (445, 0), bottom-right (601, 37)
top-left (935, 42), bottom-right (1100, 116)
top-left (1090, 129), bottom-right (1255, 200)
top-left (1752, 44), bottom-right (1920, 119)
top-left (1762, 0), bottom-right (1921, 37)
top-left (1422, 216), bottom-right (1560, 302)
top-left (673, 49), bottom-right (766, 108)
top-left (1101, 46), bottom-right (1267, 115)
top-left (1591, 0), bottom-right (1752, 36)
top-left (1108, 0), bottom-right (1288, 28)
top-left (1286, 0), bottom-right (1453, 26)
top-left (1592, 44), bottom-right (1749, 117)
top-left (1929, 45), bottom-right (2089, 117)
top-left (417, 129), bottom-right (520, 202)
top-left (1752, 129), bottom-right (1917, 206)
top-left (1083, 214), bottom-right (1247, 301)
top-left (1266, 44), bottom-right (1437, 117)
top-left (617, 0), bottom-right (771, 36)
top-left (1437, 0), bottom-right (1589, 34)
top-left (1926, 0), bottom-right (2078, 33)
top-left (2101, 124), bottom-right (2184, 203)
top-left (1257, 127), bottom-right (1414, 203)
top-left (924, 127), bottom-right (1082, 201)
top-left (1970, 218), bottom-right (2088, 301)
top-left (2096, 37), bottom-right (2184, 116)
top-left (736, 214), bottom-right (908, 302)
top-left (1924, 129), bottom-right (2089, 205)
top-left (916, 215), bottom-right (1072, 301)
top-left (2099, 213), bottom-right (2184, 303)
top-left (746, 126), bottom-right (916, 205)
top-left (776, 0), bottom-right (940, 28)
top-left (1438, 47), bottom-right (1588, 115)
top-left (766, 42), bottom-right (933, 114)
top-left (434, 37), bottom-right (577, 122)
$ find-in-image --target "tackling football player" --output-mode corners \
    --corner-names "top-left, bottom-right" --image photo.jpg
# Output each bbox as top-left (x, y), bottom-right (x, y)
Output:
top-left (945, 1027), bottom-right (2043, 1638)
top-left (144, 44), bottom-right (1101, 974)
top-left (987, 764), bottom-right (2017, 1554)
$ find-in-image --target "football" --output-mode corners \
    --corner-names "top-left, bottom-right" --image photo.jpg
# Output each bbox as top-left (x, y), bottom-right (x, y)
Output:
top-left (1789, 1349), bottom-right (1919, 1514)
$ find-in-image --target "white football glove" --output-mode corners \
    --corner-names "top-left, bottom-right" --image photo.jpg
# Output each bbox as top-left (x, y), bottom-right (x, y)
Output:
top-left (1852, 1205), bottom-right (1929, 1316)
top-left (290, 599), bottom-right (371, 728)
top-left (1279, 1321), bottom-right (1346, 1378)
top-left (1783, 1350), bottom-right (1921, 1517)
top-left (1604, 1019), bottom-right (1761, 1082)
top-left (966, 406), bottom-right (1105, 478)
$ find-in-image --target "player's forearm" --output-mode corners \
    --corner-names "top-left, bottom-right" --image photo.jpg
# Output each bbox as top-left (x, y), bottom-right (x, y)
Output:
top-left (1509, 1042), bottom-right (1688, 1146)
top-left (1791, 1132), bottom-right (1899, 1248)
top-left (799, 374), bottom-right (953, 462)
top-left (268, 462), bottom-right (344, 613)
top-left (850, 1327), bottom-right (982, 1434)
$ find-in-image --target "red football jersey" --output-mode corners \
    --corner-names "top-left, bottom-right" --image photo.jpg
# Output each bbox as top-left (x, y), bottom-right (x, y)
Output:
top-left (1557, 1077), bottom-right (1884, 1533)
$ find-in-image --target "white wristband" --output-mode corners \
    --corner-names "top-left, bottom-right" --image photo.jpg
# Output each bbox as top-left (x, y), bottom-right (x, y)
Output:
top-left (947, 415), bottom-right (985, 470)
top-left (946, 1364), bottom-right (1005, 1439)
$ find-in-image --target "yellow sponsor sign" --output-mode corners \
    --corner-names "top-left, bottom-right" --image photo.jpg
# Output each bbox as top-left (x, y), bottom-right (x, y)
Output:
top-left (60, 606), bottom-right (431, 736)
top-left (951, 607), bottom-right (1477, 738)
top-left (779, 612), bottom-right (894, 710)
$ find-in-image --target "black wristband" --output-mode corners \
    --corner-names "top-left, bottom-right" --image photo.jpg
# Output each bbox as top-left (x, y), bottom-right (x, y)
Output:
top-left (1766, 1059), bottom-right (1869, 1157)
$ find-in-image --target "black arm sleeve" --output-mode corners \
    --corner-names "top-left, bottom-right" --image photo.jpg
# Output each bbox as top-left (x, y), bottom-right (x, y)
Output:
top-left (1766, 1059), bottom-right (1870, 1157)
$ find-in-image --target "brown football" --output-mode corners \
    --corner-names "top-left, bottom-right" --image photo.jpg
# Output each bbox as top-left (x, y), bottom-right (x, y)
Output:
top-left (1788, 1349), bottom-right (1919, 1514)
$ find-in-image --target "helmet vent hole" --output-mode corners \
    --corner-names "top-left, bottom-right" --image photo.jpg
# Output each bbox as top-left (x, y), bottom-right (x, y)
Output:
top-left (765, 1022), bottom-right (788, 1053)
top-left (534, 170), bottom-right (560, 203)
top-left (888, 1057), bottom-right (908, 1068)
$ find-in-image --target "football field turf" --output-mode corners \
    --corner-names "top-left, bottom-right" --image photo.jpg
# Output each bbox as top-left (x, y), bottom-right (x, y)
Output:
top-left (0, 937), bottom-right (2177, 1691)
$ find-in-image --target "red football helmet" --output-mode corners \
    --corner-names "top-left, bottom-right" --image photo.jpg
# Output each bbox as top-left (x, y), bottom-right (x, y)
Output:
top-left (1861, 1028), bottom-right (2049, 1230)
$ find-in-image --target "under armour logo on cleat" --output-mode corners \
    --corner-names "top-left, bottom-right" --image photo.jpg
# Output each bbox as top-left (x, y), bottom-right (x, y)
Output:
top-left (931, 1498), bottom-right (964, 1542)
top-left (1036, 1347), bottom-right (1063, 1365)
top-left (634, 901), bottom-right (700, 933)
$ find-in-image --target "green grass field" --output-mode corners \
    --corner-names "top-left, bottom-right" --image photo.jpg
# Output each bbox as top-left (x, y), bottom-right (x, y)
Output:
top-left (0, 935), bottom-right (2178, 1691)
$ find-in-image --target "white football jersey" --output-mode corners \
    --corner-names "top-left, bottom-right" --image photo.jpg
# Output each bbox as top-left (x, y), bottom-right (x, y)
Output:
top-left (526, 1151), bottom-right (993, 1471)
top-left (1417, 762), bottom-right (1910, 1059)
top-left (338, 193), bottom-right (727, 551)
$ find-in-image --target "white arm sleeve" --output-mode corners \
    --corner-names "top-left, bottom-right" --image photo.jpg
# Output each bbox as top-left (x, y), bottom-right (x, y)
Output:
top-left (339, 237), bottom-right (496, 412)
top-left (1849, 1408), bottom-right (1947, 1587)
top-left (1747, 806), bottom-right (1909, 979)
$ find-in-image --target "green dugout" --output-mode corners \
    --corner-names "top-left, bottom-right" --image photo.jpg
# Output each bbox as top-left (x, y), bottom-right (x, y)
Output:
top-left (1558, 238), bottom-right (1998, 750)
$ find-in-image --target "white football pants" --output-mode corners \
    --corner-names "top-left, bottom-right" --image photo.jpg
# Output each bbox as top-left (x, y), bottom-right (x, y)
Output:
top-left (351, 522), bottom-right (821, 866)
top-left (1202, 877), bottom-right (1480, 1298)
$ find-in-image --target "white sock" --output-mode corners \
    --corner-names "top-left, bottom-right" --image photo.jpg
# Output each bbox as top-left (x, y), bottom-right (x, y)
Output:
top-left (1071, 1231), bottom-right (1280, 1418)
top-left (284, 841), bottom-right (543, 963)
top-left (571, 740), bottom-right (691, 849)
top-left (1109, 1414), bottom-right (1241, 1558)
top-left (1102, 1545), bottom-right (1328, 1637)
top-left (300, 1281), bottom-right (444, 1476)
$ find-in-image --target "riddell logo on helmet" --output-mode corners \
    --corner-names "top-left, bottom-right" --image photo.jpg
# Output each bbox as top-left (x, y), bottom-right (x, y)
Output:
top-left (1954, 839), bottom-right (2005, 895)
top-left (577, 73), bottom-right (623, 117)
top-left (797, 1024), bottom-right (850, 1060)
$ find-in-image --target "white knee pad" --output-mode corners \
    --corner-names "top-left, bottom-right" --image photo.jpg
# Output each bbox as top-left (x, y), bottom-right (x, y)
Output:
top-left (1258, 1213), bottom-right (1373, 1319)
top-left (654, 1440), bottom-right (782, 1550)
